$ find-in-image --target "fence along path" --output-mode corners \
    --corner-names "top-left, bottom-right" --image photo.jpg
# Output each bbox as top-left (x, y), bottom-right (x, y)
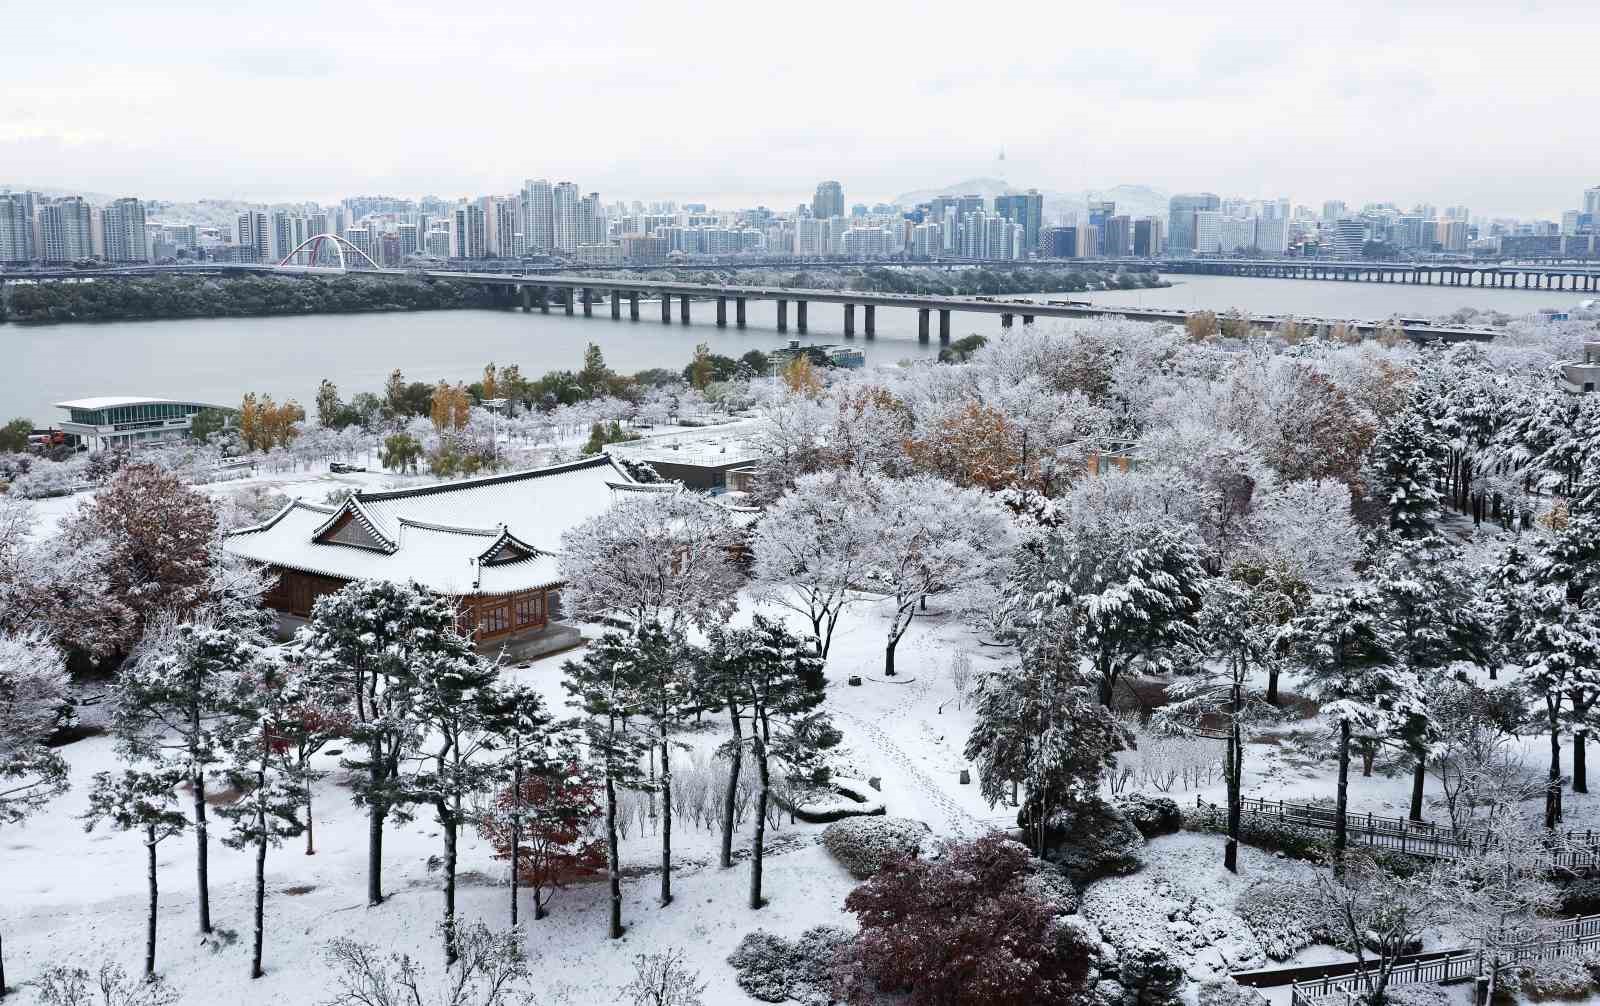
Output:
top-left (1201, 795), bottom-right (1600, 868)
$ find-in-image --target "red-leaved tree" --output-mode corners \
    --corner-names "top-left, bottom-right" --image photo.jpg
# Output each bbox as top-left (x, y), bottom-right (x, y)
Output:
top-left (478, 761), bottom-right (606, 921)
top-left (838, 833), bottom-right (1093, 1006)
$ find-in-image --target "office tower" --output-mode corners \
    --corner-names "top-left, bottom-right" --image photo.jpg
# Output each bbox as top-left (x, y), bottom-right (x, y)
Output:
top-left (1103, 215), bottom-right (1132, 256)
top-left (1585, 187), bottom-right (1600, 218)
top-left (1322, 200), bottom-right (1347, 222)
top-left (552, 182), bottom-right (580, 253)
top-left (42, 197), bottom-right (95, 262)
top-left (235, 210), bottom-right (268, 263)
top-left (1132, 217), bottom-right (1163, 257)
top-left (1333, 218), bottom-right (1366, 258)
top-left (1442, 219), bottom-right (1470, 252)
top-left (452, 204), bottom-right (487, 258)
top-left (1217, 216), bottom-right (1257, 254)
top-left (1255, 215), bottom-right (1289, 254)
top-left (1167, 193), bottom-right (1220, 255)
top-left (346, 227), bottom-right (374, 263)
top-left (812, 180), bottom-right (844, 221)
top-left (101, 197), bottom-right (149, 262)
top-left (0, 193), bottom-right (35, 262)
top-left (993, 189), bottom-right (1044, 253)
top-left (1193, 210), bottom-right (1223, 254)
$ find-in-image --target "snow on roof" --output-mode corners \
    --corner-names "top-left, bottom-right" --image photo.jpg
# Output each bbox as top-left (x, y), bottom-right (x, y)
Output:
top-left (55, 396), bottom-right (231, 411)
top-left (223, 454), bottom-right (639, 596)
top-left (608, 436), bottom-right (766, 468)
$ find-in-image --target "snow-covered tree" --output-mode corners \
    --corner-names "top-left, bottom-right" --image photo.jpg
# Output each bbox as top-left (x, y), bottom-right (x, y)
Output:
top-left (1244, 478), bottom-right (1362, 588)
top-left (113, 618), bottom-right (264, 937)
top-left (216, 659), bottom-right (306, 980)
top-left (0, 630), bottom-right (70, 997)
top-left (1149, 423), bottom-right (1274, 571)
top-left (558, 491), bottom-right (742, 632)
top-left (857, 474), bottom-right (1012, 677)
top-left (322, 922), bottom-right (532, 1006)
top-left (1010, 511), bottom-right (1207, 706)
top-left (965, 630), bottom-right (1127, 854)
top-left (1365, 404), bottom-right (1445, 540)
top-left (295, 579), bottom-right (472, 906)
top-left (1158, 573), bottom-right (1282, 871)
top-left (1315, 853), bottom-right (1452, 1006)
top-left (628, 624), bottom-right (700, 908)
top-left (562, 631), bottom-right (655, 938)
top-left (408, 647), bottom-right (514, 965)
top-left (0, 494), bottom-right (135, 664)
top-left (750, 470), bottom-right (872, 658)
top-left (81, 767), bottom-right (188, 979)
top-left (618, 948), bottom-right (706, 1006)
top-left (1283, 586), bottom-right (1405, 859)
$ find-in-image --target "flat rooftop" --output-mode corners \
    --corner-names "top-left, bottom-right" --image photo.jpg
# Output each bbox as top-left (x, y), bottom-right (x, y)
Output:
top-left (55, 396), bottom-right (231, 410)
top-left (608, 437), bottom-right (766, 468)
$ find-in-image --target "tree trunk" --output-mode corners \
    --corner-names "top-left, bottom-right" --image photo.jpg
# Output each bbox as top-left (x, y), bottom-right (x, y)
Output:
top-left (145, 827), bottom-right (159, 978)
top-left (251, 820), bottom-right (267, 979)
top-left (1335, 719), bottom-right (1350, 861)
top-left (1360, 740), bottom-right (1375, 778)
top-left (605, 772), bottom-right (623, 938)
top-left (720, 706), bottom-right (743, 869)
top-left (192, 770), bottom-right (212, 935)
top-left (1097, 672), bottom-right (1115, 708)
top-left (750, 735), bottom-right (769, 910)
top-left (1225, 682), bottom-right (1241, 873)
top-left (883, 638), bottom-right (897, 677)
top-left (510, 763), bottom-right (521, 927)
top-left (1266, 667), bottom-right (1280, 707)
top-left (1409, 753), bottom-right (1426, 822)
top-left (660, 736), bottom-right (673, 907)
top-left (1548, 712), bottom-right (1563, 830)
top-left (367, 741), bottom-right (386, 906)
top-left (1577, 730), bottom-right (1589, 795)
top-left (442, 800), bottom-right (459, 966)
top-left (1, 924), bottom-right (6, 1001)
top-left (304, 780), bottom-right (315, 855)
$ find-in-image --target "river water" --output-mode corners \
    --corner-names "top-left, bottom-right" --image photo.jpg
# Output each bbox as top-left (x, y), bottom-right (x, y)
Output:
top-left (3, 275), bottom-right (1588, 426)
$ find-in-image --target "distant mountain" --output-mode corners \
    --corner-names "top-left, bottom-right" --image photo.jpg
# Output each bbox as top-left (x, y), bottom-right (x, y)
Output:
top-left (891, 179), bottom-right (1169, 222)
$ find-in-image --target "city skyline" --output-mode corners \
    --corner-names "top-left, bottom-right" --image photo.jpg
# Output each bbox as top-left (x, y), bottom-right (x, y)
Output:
top-left (6, 0), bottom-right (1599, 218)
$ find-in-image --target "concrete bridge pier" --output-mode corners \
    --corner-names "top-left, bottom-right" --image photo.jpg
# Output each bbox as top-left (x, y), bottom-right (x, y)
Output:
top-left (679, 295), bottom-right (691, 324)
top-left (844, 303), bottom-right (855, 336)
top-left (629, 293), bottom-right (639, 320)
top-left (520, 286), bottom-right (531, 312)
top-left (797, 300), bottom-right (808, 334)
top-left (736, 298), bottom-right (746, 328)
top-left (778, 299), bottom-right (788, 332)
top-left (1022, 314), bottom-right (1035, 325)
top-left (1000, 313), bottom-right (1014, 328)
top-left (581, 288), bottom-right (592, 317)
top-left (939, 309), bottom-right (951, 343)
top-left (716, 297), bottom-right (727, 327)
top-left (563, 288), bottom-right (574, 315)
top-left (538, 287), bottom-right (549, 313)
top-left (864, 305), bottom-right (875, 337)
top-left (660, 294), bottom-right (671, 323)
top-left (918, 308), bottom-right (930, 342)
top-left (611, 291), bottom-right (621, 320)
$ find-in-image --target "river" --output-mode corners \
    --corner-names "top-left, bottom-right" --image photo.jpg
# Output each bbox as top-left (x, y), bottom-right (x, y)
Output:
top-left (3, 275), bottom-right (1588, 426)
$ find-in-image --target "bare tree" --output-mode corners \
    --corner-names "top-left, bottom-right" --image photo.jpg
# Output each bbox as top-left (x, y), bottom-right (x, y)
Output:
top-left (321, 922), bottom-right (531, 1006)
top-left (1316, 854), bottom-right (1453, 1006)
top-left (618, 948), bottom-right (706, 1006)
top-left (31, 963), bottom-right (178, 1006)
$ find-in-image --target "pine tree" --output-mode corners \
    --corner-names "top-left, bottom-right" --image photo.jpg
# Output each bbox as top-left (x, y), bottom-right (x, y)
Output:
top-left (113, 620), bottom-right (260, 936)
top-left (1366, 405), bottom-right (1445, 541)
top-left (1284, 586), bottom-right (1404, 861)
top-left (562, 631), bottom-right (654, 938)
top-left (480, 684), bottom-right (560, 925)
top-left (82, 767), bottom-right (188, 979)
top-left (295, 579), bottom-right (472, 906)
top-left (0, 630), bottom-right (71, 998)
top-left (216, 659), bottom-right (306, 980)
top-left (697, 626), bottom-right (749, 870)
top-left (630, 624), bottom-right (700, 907)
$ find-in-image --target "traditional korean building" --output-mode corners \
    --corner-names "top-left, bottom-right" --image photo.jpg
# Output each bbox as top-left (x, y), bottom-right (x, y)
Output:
top-left (224, 454), bottom-right (669, 658)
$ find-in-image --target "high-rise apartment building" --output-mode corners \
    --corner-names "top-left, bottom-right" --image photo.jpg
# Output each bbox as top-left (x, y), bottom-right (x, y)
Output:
top-left (552, 182), bottom-right (580, 253)
top-left (1585, 187), bottom-right (1600, 218)
top-left (101, 198), bottom-right (149, 262)
top-left (1255, 215), bottom-right (1288, 255)
top-left (993, 190), bottom-right (1044, 254)
top-left (1322, 200), bottom-right (1347, 222)
top-left (1193, 210), bottom-right (1223, 254)
top-left (236, 210), bottom-right (269, 263)
top-left (1167, 193), bottom-right (1220, 255)
top-left (452, 204), bottom-right (487, 259)
top-left (523, 179), bottom-right (553, 252)
top-left (1132, 217), bottom-right (1163, 257)
top-left (0, 192), bottom-right (36, 263)
top-left (812, 180), bottom-right (844, 221)
top-left (578, 192), bottom-right (603, 247)
top-left (42, 197), bottom-right (95, 262)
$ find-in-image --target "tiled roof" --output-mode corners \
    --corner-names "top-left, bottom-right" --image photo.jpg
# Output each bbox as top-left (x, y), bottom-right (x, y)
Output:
top-left (223, 454), bottom-right (635, 596)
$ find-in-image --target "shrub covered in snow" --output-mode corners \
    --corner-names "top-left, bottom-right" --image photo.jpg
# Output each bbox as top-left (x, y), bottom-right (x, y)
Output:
top-left (1116, 794), bottom-right (1183, 838)
top-left (1196, 979), bottom-right (1269, 1006)
top-left (1377, 984), bottom-right (1450, 1006)
top-left (821, 816), bottom-right (931, 879)
top-left (838, 833), bottom-right (1097, 1005)
top-left (1495, 951), bottom-right (1600, 1002)
top-left (1233, 879), bottom-right (1337, 960)
top-left (1559, 878), bottom-right (1600, 916)
top-left (1028, 797), bottom-right (1145, 882)
top-left (781, 776), bottom-right (886, 824)
top-left (727, 927), bottom-right (850, 1005)
top-left (1115, 937), bottom-right (1187, 1006)
top-left (1183, 803), bottom-right (1329, 862)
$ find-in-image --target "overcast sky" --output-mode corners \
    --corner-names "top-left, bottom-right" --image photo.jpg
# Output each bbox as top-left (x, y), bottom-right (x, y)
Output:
top-left (4, 0), bottom-right (1595, 218)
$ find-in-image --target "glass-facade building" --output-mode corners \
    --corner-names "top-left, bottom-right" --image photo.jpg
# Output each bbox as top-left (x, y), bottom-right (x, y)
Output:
top-left (56, 397), bottom-right (228, 451)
